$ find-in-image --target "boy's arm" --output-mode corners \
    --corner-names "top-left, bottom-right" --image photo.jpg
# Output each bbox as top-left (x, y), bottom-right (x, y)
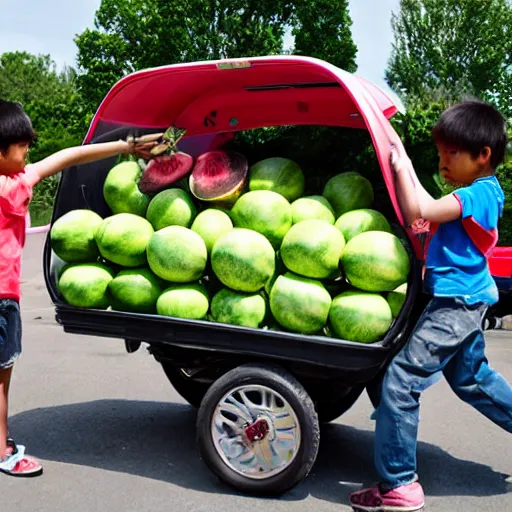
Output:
top-left (391, 148), bottom-right (460, 224)
top-left (394, 165), bottom-right (421, 226)
top-left (24, 136), bottom-right (162, 188)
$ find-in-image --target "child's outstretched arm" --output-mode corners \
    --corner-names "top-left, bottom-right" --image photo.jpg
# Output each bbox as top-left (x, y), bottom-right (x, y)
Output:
top-left (391, 147), bottom-right (460, 224)
top-left (24, 135), bottom-right (162, 188)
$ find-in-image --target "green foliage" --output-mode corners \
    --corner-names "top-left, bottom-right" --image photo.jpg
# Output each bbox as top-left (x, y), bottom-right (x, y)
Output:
top-left (292, 0), bottom-right (357, 71)
top-left (390, 97), bottom-right (512, 245)
top-left (497, 161), bottom-right (512, 245)
top-left (0, 51), bottom-right (86, 222)
top-left (386, 0), bottom-right (512, 117)
top-left (386, 0), bottom-right (512, 244)
top-left (75, 0), bottom-right (295, 110)
top-left (75, 0), bottom-right (358, 110)
top-left (390, 97), bottom-right (450, 197)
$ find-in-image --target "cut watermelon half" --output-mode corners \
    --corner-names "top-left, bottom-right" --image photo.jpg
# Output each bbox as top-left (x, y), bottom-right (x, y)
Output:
top-left (189, 150), bottom-right (248, 205)
top-left (138, 152), bottom-right (194, 194)
top-left (138, 127), bottom-right (194, 194)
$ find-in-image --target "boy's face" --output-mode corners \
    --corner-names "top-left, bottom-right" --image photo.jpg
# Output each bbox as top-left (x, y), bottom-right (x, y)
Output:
top-left (436, 142), bottom-right (491, 186)
top-left (0, 142), bottom-right (29, 174)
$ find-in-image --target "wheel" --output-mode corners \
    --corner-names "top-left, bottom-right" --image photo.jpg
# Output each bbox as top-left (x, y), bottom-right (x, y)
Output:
top-left (161, 363), bottom-right (210, 408)
top-left (315, 385), bottom-right (365, 423)
top-left (196, 363), bottom-right (320, 496)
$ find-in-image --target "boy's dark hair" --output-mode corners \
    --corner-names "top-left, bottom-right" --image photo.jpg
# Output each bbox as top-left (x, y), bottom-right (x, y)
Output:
top-left (0, 100), bottom-right (37, 153)
top-left (432, 100), bottom-right (507, 170)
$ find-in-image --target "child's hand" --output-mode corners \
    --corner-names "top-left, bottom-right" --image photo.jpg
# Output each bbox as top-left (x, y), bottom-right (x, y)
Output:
top-left (125, 133), bottom-right (164, 159)
top-left (390, 145), bottom-right (414, 176)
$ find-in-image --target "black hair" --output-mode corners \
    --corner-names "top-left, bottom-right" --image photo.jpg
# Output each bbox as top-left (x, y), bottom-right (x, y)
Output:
top-left (0, 100), bottom-right (37, 153)
top-left (432, 100), bottom-right (507, 170)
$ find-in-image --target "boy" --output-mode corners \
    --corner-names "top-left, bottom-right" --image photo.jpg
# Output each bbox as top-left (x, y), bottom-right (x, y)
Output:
top-left (0, 100), bottom-right (159, 476)
top-left (349, 100), bottom-right (512, 511)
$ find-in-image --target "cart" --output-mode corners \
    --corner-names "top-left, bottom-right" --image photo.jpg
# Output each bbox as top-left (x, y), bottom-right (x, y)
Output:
top-left (42, 55), bottom-right (510, 496)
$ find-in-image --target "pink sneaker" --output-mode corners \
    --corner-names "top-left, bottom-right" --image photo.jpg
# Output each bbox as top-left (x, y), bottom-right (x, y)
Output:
top-left (349, 482), bottom-right (425, 511)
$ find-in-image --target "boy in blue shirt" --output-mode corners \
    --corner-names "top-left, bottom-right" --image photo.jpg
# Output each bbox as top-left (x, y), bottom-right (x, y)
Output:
top-left (349, 101), bottom-right (512, 511)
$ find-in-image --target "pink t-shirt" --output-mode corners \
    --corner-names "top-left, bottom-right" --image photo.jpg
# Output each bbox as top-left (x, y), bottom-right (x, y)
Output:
top-left (0, 171), bottom-right (33, 301)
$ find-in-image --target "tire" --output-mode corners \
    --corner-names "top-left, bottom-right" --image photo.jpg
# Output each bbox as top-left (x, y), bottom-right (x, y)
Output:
top-left (315, 385), bottom-right (364, 423)
top-left (196, 363), bottom-right (320, 496)
top-left (161, 363), bottom-right (210, 408)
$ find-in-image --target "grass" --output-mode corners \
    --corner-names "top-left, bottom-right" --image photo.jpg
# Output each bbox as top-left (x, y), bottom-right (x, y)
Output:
top-left (29, 204), bottom-right (53, 227)
top-left (29, 175), bottom-right (59, 227)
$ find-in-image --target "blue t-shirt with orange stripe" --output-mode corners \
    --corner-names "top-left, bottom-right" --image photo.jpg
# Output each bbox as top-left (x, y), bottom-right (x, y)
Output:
top-left (424, 176), bottom-right (504, 306)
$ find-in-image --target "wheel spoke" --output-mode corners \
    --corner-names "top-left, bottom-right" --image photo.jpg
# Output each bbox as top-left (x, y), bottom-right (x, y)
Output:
top-left (213, 412), bottom-right (244, 436)
top-left (218, 435), bottom-right (247, 460)
top-left (273, 411), bottom-right (297, 431)
top-left (219, 401), bottom-right (253, 424)
top-left (253, 437), bottom-right (274, 472)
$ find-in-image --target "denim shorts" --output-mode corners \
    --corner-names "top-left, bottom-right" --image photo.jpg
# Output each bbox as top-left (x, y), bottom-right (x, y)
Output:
top-left (0, 299), bottom-right (22, 370)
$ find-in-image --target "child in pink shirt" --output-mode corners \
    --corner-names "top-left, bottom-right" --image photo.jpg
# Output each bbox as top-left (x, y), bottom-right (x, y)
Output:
top-left (0, 100), bottom-right (159, 476)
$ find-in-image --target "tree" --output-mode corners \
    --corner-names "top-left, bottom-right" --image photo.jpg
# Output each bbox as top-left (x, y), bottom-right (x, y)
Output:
top-left (385, 1), bottom-right (512, 244)
top-left (292, 0), bottom-right (357, 72)
top-left (0, 51), bottom-right (87, 224)
top-left (0, 51), bottom-right (87, 156)
top-left (75, 0), bottom-right (295, 110)
top-left (75, 0), bottom-right (358, 111)
top-left (386, 0), bottom-right (512, 114)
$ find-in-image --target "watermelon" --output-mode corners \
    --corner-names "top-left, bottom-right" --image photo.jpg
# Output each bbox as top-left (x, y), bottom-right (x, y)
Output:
top-left (103, 161), bottom-right (150, 216)
top-left (335, 208), bottom-right (391, 241)
top-left (249, 157), bottom-right (305, 201)
top-left (387, 283), bottom-right (408, 318)
top-left (146, 188), bottom-right (197, 230)
top-left (341, 231), bottom-right (410, 292)
top-left (211, 228), bottom-right (275, 292)
top-left (109, 268), bottom-right (162, 313)
top-left (156, 284), bottom-right (209, 319)
top-left (147, 226), bottom-right (207, 282)
top-left (211, 288), bottom-right (267, 328)
top-left (329, 290), bottom-right (393, 343)
top-left (231, 190), bottom-right (292, 249)
top-left (59, 263), bottom-right (115, 309)
top-left (280, 219), bottom-right (345, 279)
top-left (322, 172), bottom-right (374, 217)
top-left (264, 252), bottom-right (287, 296)
top-left (270, 272), bottom-right (332, 334)
top-left (50, 209), bottom-right (103, 263)
top-left (291, 195), bottom-right (335, 225)
top-left (191, 208), bottom-right (233, 254)
top-left (95, 214), bottom-right (154, 267)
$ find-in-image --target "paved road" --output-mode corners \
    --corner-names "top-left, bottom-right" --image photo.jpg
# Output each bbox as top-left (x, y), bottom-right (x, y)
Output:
top-left (3, 234), bottom-right (512, 511)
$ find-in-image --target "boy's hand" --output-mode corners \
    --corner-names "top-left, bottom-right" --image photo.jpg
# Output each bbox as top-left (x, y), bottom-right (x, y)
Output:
top-left (390, 146), bottom-right (414, 176)
top-left (125, 133), bottom-right (164, 159)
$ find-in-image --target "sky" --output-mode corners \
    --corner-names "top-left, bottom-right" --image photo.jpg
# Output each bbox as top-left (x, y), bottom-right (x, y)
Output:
top-left (0, 0), bottom-right (401, 105)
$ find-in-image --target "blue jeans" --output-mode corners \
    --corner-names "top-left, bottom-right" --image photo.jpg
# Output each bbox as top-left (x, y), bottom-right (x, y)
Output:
top-left (0, 299), bottom-right (22, 370)
top-left (375, 297), bottom-right (512, 488)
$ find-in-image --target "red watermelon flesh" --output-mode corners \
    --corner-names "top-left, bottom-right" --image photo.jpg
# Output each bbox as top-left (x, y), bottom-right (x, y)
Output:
top-left (189, 150), bottom-right (248, 203)
top-left (138, 152), bottom-right (194, 194)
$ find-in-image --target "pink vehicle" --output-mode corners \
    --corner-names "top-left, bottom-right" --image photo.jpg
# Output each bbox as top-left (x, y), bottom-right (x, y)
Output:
top-left (42, 56), bottom-right (512, 496)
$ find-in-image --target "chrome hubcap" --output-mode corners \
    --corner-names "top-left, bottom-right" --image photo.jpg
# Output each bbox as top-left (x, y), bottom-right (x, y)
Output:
top-left (211, 384), bottom-right (301, 479)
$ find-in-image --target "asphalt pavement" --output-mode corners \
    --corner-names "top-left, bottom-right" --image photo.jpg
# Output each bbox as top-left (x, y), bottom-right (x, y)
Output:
top-left (3, 233), bottom-right (511, 512)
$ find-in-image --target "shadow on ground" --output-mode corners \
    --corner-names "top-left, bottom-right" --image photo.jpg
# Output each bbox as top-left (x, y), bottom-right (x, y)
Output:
top-left (10, 399), bottom-right (510, 505)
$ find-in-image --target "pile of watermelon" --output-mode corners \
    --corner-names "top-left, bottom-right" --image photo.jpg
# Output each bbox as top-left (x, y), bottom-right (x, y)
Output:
top-left (51, 150), bottom-right (410, 344)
